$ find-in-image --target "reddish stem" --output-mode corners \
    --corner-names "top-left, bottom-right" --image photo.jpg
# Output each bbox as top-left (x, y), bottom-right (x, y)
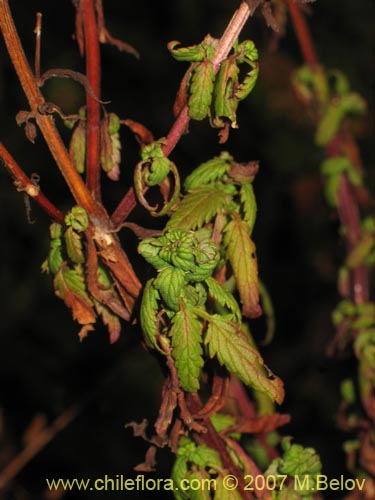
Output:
top-left (186, 393), bottom-right (255, 500)
top-left (287, 0), bottom-right (318, 65)
top-left (0, 143), bottom-right (65, 224)
top-left (288, 2), bottom-right (370, 307)
top-left (81, 0), bottom-right (101, 201)
top-left (110, 1), bottom-right (254, 226)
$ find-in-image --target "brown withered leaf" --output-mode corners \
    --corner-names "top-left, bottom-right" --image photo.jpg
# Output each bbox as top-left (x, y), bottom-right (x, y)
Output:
top-left (125, 419), bottom-right (150, 440)
top-left (122, 119), bottom-right (154, 146)
top-left (154, 377), bottom-right (178, 438)
top-left (134, 446), bottom-right (157, 472)
top-left (229, 161), bottom-right (259, 183)
top-left (173, 68), bottom-right (192, 118)
top-left (224, 413), bottom-right (290, 435)
top-left (38, 69), bottom-right (109, 104)
top-left (94, 301), bottom-right (121, 344)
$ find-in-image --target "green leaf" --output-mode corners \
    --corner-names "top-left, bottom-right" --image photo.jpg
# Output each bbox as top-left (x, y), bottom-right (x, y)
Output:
top-left (184, 152), bottom-right (233, 191)
top-left (69, 121), bottom-right (86, 173)
top-left (205, 277), bottom-right (241, 322)
top-left (235, 65), bottom-right (259, 101)
top-left (205, 315), bottom-right (284, 404)
top-left (224, 216), bottom-right (261, 318)
top-left (191, 444), bottom-right (222, 469)
top-left (210, 413), bottom-right (236, 433)
top-left (100, 113), bottom-right (122, 181)
top-left (167, 185), bottom-right (231, 231)
top-left (240, 183), bottom-right (257, 234)
top-left (315, 102), bottom-right (343, 146)
top-left (214, 473), bottom-right (243, 500)
top-left (186, 471), bottom-right (211, 500)
top-left (140, 279), bottom-right (160, 350)
top-left (154, 266), bottom-right (186, 311)
top-left (53, 266), bottom-right (96, 325)
top-left (44, 223), bottom-right (64, 274)
top-left (168, 40), bottom-right (206, 62)
top-left (280, 438), bottom-right (322, 476)
top-left (64, 227), bottom-right (85, 264)
top-left (138, 238), bottom-right (167, 270)
top-left (235, 39), bottom-right (259, 64)
top-left (340, 92), bottom-right (367, 114)
top-left (188, 61), bottom-right (215, 121)
top-left (170, 302), bottom-right (203, 392)
top-left (213, 58), bottom-right (240, 126)
top-left (171, 456), bottom-right (190, 500)
top-left (65, 206), bottom-right (89, 232)
top-left (145, 157), bottom-right (171, 186)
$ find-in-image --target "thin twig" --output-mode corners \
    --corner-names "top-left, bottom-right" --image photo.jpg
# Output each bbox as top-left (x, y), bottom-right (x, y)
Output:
top-left (34, 12), bottom-right (42, 80)
top-left (111, 1), bottom-right (256, 226)
top-left (0, 0), bottom-right (97, 214)
top-left (0, 143), bottom-right (65, 223)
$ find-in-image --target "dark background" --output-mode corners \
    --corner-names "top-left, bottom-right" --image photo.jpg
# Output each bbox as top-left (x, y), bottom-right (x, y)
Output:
top-left (0, 1), bottom-right (373, 499)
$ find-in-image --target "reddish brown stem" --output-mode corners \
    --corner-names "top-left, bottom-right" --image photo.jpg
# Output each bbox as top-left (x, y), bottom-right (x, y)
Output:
top-left (287, 0), bottom-right (318, 65)
top-left (0, 0), bottom-right (97, 215)
top-left (110, 1), bottom-right (255, 226)
top-left (81, 0), bottom-right (101, 201)
top-left (186, 393), bottom-right (255, 500)
top-left (0, 143), bottom-right (65, 223)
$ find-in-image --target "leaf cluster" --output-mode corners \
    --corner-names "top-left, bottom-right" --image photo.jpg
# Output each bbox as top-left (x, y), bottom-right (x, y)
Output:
top-left (169, 37), bottom-right (259, 141)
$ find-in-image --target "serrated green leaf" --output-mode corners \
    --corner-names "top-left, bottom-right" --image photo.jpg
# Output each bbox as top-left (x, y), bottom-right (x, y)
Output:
top-left (170, 302), bottom-right (203, 392)
top-left (184, 152), bottom-right (233, 191)
top-left (240, 183), bottom-right (257, 234)
top-left (140, 279), bottom-right (160, 350)
top-left (138, 239), bottom-right (168, 270)
top-left (69, 121), bottom-right (86, 173)
top-left (64, 227), bottom-right (85, 264)
top-left (62, 266), bottom-right (91, 300)
top-left (235, 65), bottom-right (259, 101)
top-left (235, 39), bottom-right (259, 63)
top-left (224, 216), bottom-right (261, 318)
top-left (145, 157), bottom-right (171, 186)
top-left (191, 444), bottom-right (222, 469)
top-left (168, 40), bottom-right (206, 62)
top-left (280, 441), bottom-right (321, 477)
top-left (65, 206), bottom-right (89, 232)
top-left (47, 238), bottom-right (63, 274)
top-left (167, 186), bottom-right (231, 231)
top-left (53, 266), bottom-right (96, 325)
top-left (154, 266), bottom-right (186, 311)
top-left (188, 61), bottom-right (215, 121)
top-left (205, 277), bottom-right (241, 321)
top-left (205, 315), bottom-right (284, 403)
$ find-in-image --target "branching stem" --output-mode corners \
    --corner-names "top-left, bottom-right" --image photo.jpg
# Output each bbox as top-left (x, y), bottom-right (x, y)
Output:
top-left (111, 1), bottom-right (255, 226)
top-left (0, 0), bottom-right (97, 215)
